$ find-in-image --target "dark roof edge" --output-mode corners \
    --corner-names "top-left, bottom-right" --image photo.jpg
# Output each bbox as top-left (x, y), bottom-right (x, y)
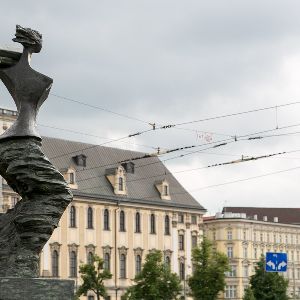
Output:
top-left (73, 190), bottom-right (206, 212)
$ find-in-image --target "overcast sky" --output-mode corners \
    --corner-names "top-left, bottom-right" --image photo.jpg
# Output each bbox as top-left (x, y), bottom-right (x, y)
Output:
top-left (1, 1), bottom-right (300, 215)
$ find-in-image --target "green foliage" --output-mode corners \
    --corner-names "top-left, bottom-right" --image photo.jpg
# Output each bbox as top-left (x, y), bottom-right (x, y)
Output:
top-left (249, 255), bottom-right (289, 300)
top-left (243, 287), bottom-right (255, 300)
top-left (121, 250), bottom-right (182, 300)
top-left (188, 237), bottom-right (230, 300)
top-left (76, 254), bottom-right (112, 300)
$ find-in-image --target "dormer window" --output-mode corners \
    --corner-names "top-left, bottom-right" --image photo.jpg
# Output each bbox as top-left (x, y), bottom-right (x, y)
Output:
top-left (119, 177), bottom-right (124, 191)
top-left (163, 185), bottom-right (169, 196)
top-left (72, 154), bottom-right (87, 167)
top-left (155, 179), bottom-right (171, 200)
top-left (62, 167), bottom-right (78, 189)
top-left (105, 165), bottom-right (127, 195)
top-left (69, 172), bottom-right (75, 184)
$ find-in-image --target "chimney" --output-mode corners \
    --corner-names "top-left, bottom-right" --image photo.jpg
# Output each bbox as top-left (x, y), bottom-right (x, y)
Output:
top-left (274, 217), bottom-right (278, 223)
top-left (263, 216), bottom-right (268, 222)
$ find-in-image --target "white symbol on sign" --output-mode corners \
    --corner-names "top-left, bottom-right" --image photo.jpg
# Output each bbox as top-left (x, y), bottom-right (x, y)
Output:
top-left (267, 260), bottom-right (276, 270)
top-left (278, 261), bottom-right (287, 270)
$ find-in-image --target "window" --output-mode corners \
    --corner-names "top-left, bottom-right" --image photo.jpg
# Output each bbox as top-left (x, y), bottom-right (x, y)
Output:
top-left (135, 212), bottom-right (141, 233)
top-left (11, 196), bottom-right (18, 208)
top-left (52, 250), bottom-right (59, 277)
top-left (104, 253), bottom-right (110, 271)
top-left (243, 247), bottom-right (248, 258)
top-left (213, 231), bottom-right (216, 240)
top-left (192, 235), bottom-right (197, 248)
top-left (191, 215), bottom-right (197, 224)
top-left (254, 232), bottom-right (257, 241)
top-left (179, 234), bottom-right (184, 251)
top-left (87, 207), bottom-right (93, 229)
top-left (120, 211), bottom-right (126, 232)
top-left (150, 214), bottom-right (156, 234)
top-left (243, 265), bottom-right (248, 277)
top-left (267, 233), bottom-right (270, 242)
top-left (135, 255), bottom-right (142, 275)
top-left (226, 265), bottom-right (237, 277)
top-left (179, 262), bottom-right (185, 280)
top-left (87, 252), bottom-right (93, 264)
top-left (243, 230), bottom-right (246, 241)
top-left (227, 230), bottom-right (232, 240)
top-left (164, 215), bottom-right (170, 235)
top-left (88, 296), bottom-right (94, 300)
top-left (69, 172), bottom-right (75, 184)
top-left (178, 214), bottom-right (184, 223)
top-left (225, 285), bottom-right (236, 298)
top-left (104, 209), bottom-right (110, 230)
top-left (163, 185), bottom-right (169, 196)
top-left (118, 177), bottom-right (124, 191)
top-left (70, 206), bottom-right (76, 228)
top-left (70, 251), bottom-right (77, 277)
top-left (260, 233), bottom-right (263, 242)
top-left (254, 248), bottom-right (257, 259)
top-left (165, 256), bottom-right (171, 267)
top-left (120, 254), bottom-right (126, 279)
top-left (227, 246), bottom-right (233, 258)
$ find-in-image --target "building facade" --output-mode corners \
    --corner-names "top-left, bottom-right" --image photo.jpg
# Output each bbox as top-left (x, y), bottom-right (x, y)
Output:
top-left (0, 108), bottom-right (206, 299)
top-left (203, 208), bottom-right (300, 300)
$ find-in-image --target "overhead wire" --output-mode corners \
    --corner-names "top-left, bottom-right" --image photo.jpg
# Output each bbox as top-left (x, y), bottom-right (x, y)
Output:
top-left (47, 94), bottom-right (300, 160)
top-left (140, 165), bottom-right (300, 199)
top-left (76, 148), bottom-right (300, 192)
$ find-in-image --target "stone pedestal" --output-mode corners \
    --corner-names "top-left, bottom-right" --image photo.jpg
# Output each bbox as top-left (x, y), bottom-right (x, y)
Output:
top-left (0, 278), bottom-right (75, 300)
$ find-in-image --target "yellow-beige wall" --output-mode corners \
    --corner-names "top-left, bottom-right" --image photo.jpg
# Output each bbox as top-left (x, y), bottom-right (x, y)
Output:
top-left (204, 217), bottom-right (300, 299)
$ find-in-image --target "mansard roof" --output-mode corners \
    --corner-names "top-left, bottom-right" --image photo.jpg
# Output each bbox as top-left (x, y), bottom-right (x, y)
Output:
top-left (42, 137), bottom-right (205, 211)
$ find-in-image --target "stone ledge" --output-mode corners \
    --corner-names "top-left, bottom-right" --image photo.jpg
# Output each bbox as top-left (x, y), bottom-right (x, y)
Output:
top-left (0, 277), bottom-right (75, 300)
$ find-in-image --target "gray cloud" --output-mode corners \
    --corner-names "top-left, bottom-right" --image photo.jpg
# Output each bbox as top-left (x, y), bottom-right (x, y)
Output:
top-left (1, 0), bottom-right (300, 213)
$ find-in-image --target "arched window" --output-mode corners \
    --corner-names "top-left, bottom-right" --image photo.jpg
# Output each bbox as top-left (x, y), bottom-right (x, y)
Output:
top-left (87, 207), bottom-right (93, 229)
top-left (104, 209), bottom-right (110, 230)
top-left (104, 253), bottom-right (110, 271)
top-left (120, 210), bottom-right (125, 232)
top-left (135, 255), bottom-right (142, 275)
top-left (135, 212), bottom-right (141, 233)
top-left (165, 215), bottom-right (170, 235)
top-left (119, 177), bottom-right (124, 191)
top-left (120, 254), bottom-right (126, 279)
top-left (70, 251), bottom-right (77, 277)
top-left (52, 250), bottom-right (59, 277)
top-left (87, 252), bottom-right (93, 264)
top-left (70, 206), bottom-right (76, 228)
top-left (150, 214), bottom-right (156, 234)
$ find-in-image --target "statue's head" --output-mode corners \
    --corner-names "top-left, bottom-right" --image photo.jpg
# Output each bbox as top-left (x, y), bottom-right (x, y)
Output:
top-left (12, 25), bottom-right (42, 53)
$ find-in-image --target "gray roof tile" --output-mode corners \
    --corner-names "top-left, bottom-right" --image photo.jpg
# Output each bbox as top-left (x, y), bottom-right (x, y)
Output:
top-left (42, 137), bottom-right (205, 211)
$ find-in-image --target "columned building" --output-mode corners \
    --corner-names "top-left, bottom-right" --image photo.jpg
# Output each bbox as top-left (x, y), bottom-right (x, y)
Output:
top-left (203, 207), bottom-right (300, 300)
top-left (0, 108), bottom-right (206, 300)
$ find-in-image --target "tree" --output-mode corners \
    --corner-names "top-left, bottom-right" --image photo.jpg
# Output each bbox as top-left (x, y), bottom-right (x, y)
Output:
top-left (76, 254), bottom-right (112, 300)
top-left (121, 250), bottom-right (182, 300)
top-left (188, 237), bottom-right (230, 300)
top-left (249, 255), bottom-right (289, 300)
top-left (243, 287), bottom-right (255, 300)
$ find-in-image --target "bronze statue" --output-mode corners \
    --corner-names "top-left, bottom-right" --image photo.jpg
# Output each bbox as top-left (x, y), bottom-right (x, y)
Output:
top-left (0, 25), bottom-right (72, 279)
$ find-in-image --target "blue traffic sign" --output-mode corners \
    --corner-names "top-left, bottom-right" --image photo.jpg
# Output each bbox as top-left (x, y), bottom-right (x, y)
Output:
top-left (265, 252), bottom-right (287, 272)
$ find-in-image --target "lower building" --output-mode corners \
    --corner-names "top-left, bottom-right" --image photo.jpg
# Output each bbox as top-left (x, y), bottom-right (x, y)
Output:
top-left (203, 207), bottom-right (300, 299)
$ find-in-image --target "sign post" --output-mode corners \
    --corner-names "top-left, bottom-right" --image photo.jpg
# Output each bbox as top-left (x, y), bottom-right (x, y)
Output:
top-left (265, 252), bottom-right (287, 272)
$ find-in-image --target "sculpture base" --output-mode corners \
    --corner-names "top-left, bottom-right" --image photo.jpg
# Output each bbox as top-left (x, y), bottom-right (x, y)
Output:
top-left (0, 277), bottom-right (75, 300)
